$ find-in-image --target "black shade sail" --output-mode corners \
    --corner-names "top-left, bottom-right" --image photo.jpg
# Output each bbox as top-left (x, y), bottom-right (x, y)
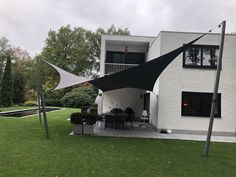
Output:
top-left (46, 33), bottom-right (207, 92)
top-left (89, 33), bottom-right (206, 91)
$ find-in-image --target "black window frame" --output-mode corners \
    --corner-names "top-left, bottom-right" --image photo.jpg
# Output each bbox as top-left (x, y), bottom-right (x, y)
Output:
top-left (106, 51), bottom-right (145, 64)
top-left (183, 44), bottom-right (219, 69)
top-left (181, 91), bottom-right (221, 118)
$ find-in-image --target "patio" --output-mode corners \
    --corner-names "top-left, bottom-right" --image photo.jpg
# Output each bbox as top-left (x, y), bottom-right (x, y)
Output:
top-left (93, 122), bottom-right (236, 143)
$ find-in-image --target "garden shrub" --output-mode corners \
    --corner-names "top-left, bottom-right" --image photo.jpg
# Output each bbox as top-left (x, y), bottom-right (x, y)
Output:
top-left (0, 56), bottom-right (13, 107)
top-left (90, 107), bottom-right (97, 114)
top-left (70, 112), bottom-right (97, 124)
top-left (24, 100), bottom-right (38, 106)
top-left (60, 86), bottom-right (96, 108)
top-left (45, 99), bottom-right (63, 107)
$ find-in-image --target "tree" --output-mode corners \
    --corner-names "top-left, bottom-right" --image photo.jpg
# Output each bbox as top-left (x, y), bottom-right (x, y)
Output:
top-left (87, 25), bottom-right (130, 72)
top-left (38, 25), bottom-right (130, 102)
top-left (38, 25), bottom-right (95, 93)
top-left (41, 25), bottom-right (93, 74)
top-left (12, 71), bottom-right (26, 103)
top-left (0, 54), bottom-right (13, 106)
top-left (0, 38), bottom-right (35, 104)
top-left (60, 85), bottom-right (97, 108)
top-left (11, 47), bottom-right (34, 103)
top-left (0, 37), bottom-right (11, 87)
top-left (39, 24), bottom-right (130, 85)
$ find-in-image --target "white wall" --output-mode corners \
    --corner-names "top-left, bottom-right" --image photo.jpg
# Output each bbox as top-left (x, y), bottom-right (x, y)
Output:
top-left (99, 35), bottom-right (155, 117)
top-left (146, 33), bottom-right (162, 128)
top-left (157, 32), bottom-right (236, 135)
top-left (100, 37), bottom-right (106, 77)
top-left (99, 32), bottom-right (236, 135)
top-left (106, 44), bottom-right (147, 53)
top-left (102, 88), bottom-right (144, 117)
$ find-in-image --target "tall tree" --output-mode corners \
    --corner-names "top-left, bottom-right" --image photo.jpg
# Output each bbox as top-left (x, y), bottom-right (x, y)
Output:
top-left (87, 25), bottom-right (130, 72)
top-left (38, 25), bottom-right (130, 96)
top-left (0, 54), bottom-right (13, 106)
top-left (0, 37), bottom-right (11, 86)
top-left (12, 71), bottom-right (26, 103)
top-left (41, 25), bottom-right (93, 75)
top-left (11, 47), bottom-right (33, 103)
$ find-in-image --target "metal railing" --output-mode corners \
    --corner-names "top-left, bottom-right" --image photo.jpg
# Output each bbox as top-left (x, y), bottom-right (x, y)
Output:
top-left (105, 63), bottom-right (139, 74)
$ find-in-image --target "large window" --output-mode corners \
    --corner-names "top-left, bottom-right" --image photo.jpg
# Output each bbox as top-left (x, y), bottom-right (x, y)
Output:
top-left (106, 51), bottom-right (145, 64)
top-left (183, 45), bottom-right (219, 69)
top-left (182, 92), bottom-right (221, 117)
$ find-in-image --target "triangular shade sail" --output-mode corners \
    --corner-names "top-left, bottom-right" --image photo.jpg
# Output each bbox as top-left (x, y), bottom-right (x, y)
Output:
top-left (46, 33), bottom-right (206, 92)
top-left (44, 60), bottom-right (91, 90)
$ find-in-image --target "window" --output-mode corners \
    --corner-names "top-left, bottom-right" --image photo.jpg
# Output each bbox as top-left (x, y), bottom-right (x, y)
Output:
top-left (183, 45), bottom-right (219, 69)
top-left (106, 51), bottom-right (145, 64)
top-left (182, 92), bottom-right (221, 117)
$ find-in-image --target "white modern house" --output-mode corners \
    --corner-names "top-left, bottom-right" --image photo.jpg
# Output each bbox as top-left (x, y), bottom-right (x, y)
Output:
top-left (98, 31), bottom-right (236, 136)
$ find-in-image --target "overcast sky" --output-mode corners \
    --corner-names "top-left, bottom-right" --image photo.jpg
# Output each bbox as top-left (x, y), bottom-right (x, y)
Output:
top-left (0, 0), bottom-right (235, 57)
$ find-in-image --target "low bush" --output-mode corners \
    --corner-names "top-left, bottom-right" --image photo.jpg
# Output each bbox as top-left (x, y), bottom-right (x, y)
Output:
top-left (24, 100), bottom-right (38, 106)
top-left (90, 107), bottom-right (97, 114)
top-left (45, 99), bottom-right (63, 107)
top-left (70, 112), bottom-right (97, 124)
top-left (61, 86), bottom-right (97, 108)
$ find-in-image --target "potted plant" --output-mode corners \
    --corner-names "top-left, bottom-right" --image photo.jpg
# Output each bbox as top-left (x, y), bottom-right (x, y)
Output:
top-left (83, 113), bottom-right (97, 135)
top-left (70, 112), bottom-right (83, 135)
top-left (70, 112), bottom-right (97, 135)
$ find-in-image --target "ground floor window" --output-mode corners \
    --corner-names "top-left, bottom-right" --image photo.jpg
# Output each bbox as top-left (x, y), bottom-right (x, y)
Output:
top-left (181, 91), bottom-right (221, 117)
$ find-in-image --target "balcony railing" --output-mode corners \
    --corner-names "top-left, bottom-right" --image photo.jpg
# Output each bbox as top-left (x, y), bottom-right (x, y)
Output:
top-left (105, 63), bottom-right (139, 75)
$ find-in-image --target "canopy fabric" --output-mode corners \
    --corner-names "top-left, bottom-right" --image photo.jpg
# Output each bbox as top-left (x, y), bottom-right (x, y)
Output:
top-left (44, 60), bottom-right (91, 90)
top-left (46, 33), bottom-right (207, 92)
top-left (89, 33), bottom-right (206, 91)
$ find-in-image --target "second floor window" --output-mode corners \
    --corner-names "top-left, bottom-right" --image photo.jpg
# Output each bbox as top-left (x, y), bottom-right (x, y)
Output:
top-left (183, 45), bottom-right (219, 69)
top-left (106, 51), bottom-right (145, 64)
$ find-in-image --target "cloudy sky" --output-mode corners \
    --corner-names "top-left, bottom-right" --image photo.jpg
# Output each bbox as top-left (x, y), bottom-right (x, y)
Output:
top-left (0, 0), bottom-right (235, 57)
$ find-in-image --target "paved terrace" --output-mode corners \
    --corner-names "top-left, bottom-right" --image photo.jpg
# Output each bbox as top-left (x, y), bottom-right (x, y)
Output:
top-left (92, 122), bottom-right (236, 143)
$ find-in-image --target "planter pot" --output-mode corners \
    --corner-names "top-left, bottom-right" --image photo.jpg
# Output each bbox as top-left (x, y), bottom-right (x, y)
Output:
top-left (83, 124), bottom-right (94, 135)
top-left (73, 124), bottom-right (83, 135)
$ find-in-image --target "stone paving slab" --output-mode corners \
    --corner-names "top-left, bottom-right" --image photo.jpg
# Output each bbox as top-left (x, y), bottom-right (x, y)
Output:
top-left (93, 125), bottom-right (236, 143)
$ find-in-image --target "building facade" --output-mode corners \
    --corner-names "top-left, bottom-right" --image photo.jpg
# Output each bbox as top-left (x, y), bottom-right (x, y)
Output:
top-left (98, 31), bottom-right (236, 136)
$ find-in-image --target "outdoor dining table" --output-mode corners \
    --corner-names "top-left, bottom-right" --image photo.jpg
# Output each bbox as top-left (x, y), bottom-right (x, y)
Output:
top-left (99, 113), bottom-right (128, 129)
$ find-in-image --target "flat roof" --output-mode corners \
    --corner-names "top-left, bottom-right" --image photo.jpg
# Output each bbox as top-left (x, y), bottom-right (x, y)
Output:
top-left (102, 30), bottom-right (236, 39)
top-left (101, 34), bottom-right (155, 38)
top-left (160, 30), bottom-right (236, 36)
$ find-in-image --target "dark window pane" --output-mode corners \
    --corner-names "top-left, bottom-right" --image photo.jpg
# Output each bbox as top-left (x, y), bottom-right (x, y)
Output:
top-left (184, 47), bottom-right (201, 66)
top-left (200, 94), bottom-right (212, 116)
top-left (126, 53), bottom-right (145, 64)
top-left (202, 48), bottom-right (218, 67)
top-left (183, 45), bottom-right (219, 69)
top-left (106, 51), bottom-right (145, 64)
top-left (182, 92), bottom-right (221, 117)
top-left (106, 51), bottom-right (125, 63)
top-left (113, 53), bottom-right (122, 63)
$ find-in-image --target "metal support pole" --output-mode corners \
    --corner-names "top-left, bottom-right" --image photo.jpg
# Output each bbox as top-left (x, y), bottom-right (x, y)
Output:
top-left (204, 20), bottom-right (226, 156)
top-left (36, 58), bottom-right (42, 123)
top-left (40, 93), bottom-right (50, 139)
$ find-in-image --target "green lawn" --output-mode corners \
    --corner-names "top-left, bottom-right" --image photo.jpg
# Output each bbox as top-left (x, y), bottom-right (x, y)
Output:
top-left (0, 108), bottom-right (235, 177)
top-left (0, 105), bottom-right (36, 112)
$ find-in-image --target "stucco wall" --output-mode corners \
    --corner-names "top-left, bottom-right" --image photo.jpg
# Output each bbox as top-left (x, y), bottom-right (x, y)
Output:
top-left (99, 35), bottom-right (154, 117)
top-left (99, 33), bottom-right (236, 135)
top-left (102, 88), bottom-right (144, 117)
top-left (146, 33), bottom-right (162, 127)
top-left (157, 32), bottom-right (236, 134)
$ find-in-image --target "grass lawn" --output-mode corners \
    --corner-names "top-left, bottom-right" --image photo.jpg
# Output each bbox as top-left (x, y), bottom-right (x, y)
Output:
top-left (0, 105), bottom-right (37, 112)
top-left (0, 108), bottom-right (236, 177)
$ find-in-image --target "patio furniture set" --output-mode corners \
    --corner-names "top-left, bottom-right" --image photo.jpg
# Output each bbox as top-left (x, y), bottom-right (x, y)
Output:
top-left (70, 107), bottom-right (149, 135)
top-left (101, 107), bottom-right (136, 129)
